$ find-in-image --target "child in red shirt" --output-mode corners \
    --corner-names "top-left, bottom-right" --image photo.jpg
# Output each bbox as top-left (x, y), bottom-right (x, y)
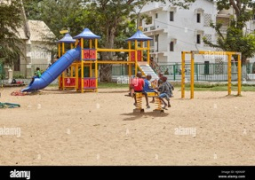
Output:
top-left (130, 72), bottom-right (150, 108)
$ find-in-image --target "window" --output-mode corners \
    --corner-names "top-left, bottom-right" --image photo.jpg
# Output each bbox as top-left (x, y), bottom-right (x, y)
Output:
top-left (197, 34), bottom-right (201, 44)
top-left (170, 41), bottom-right (174, 51)
top-left (197, 13), bottom-right (201, 23)
top-left (155, 35), bottom-right (158, 42)
top-left (155, 13), bottom-right (158, 19)
top-left (145, 16), bottom-right (152, 25)
top-left (170, 11), bottom-right (174, 21)
top-left (14, 55), bottom-right (20, 71)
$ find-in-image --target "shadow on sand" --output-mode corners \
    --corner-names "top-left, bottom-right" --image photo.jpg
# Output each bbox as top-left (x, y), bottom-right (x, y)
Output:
top-left (121, 111), bottom-right (169, 121)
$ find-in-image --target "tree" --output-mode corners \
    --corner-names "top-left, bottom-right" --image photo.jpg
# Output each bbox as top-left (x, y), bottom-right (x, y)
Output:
top-left (24, 0), bottom-right (86, 40)
top-left (0, 0), bottom-right (24, 66)
top-left (203, 0), bottom-right (255, 64)
top-left (82, 0), bottom-right (195, 82)
top-left (23, 0), bottom-right (43, 20)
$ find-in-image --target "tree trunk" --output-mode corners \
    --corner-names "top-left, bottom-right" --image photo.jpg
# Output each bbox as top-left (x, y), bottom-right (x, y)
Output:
top-left (241, 56), bottom-right (247, 81)
top-left (99, 27), bottom-right (115, 82)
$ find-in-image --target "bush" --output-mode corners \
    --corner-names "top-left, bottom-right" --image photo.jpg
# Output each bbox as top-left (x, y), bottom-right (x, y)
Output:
top-left (13, 74), bottom-right (25, 79)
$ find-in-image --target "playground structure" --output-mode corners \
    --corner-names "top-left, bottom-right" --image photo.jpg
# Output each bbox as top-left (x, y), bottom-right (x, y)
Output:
top-left (181, 51), bottom-right (242, 99)
top-left (22, 28), bottom-right (159, 93)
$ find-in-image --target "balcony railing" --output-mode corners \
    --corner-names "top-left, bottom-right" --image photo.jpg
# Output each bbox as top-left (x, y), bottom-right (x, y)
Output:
top-left (150, 26), bottom-right (156, 30)
top-left (143, 24), bottom-right (166, 32)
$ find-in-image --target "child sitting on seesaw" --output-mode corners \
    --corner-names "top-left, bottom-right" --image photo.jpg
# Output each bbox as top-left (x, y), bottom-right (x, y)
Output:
top-left (157, 76), bottom-right (172, 109)
top-left (130, 72), bottom-right (150, 109)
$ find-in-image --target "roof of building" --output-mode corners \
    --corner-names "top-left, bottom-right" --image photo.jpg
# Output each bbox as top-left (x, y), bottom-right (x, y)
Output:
top-left (73, 28), bottom-right (101, 39)
top-left (126, 30), bottom-right (153, 41)
top-left (28, 20), bottom-right (55, 41)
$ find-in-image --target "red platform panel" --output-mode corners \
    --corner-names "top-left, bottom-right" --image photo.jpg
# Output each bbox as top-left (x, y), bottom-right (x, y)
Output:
top-left (89, 50), bottom-right (96, 59)
top-left (64, 78), bottom-right (76, 87)
top-left (83, 79), bottom-right (90, 88)
top-left (130, 51), bottom-right (142, 61)
top-left (78, 78), bottom-right (96, 89)
top-left (83, 49), bottom-right (90, 60)
top-left (83, 49), bottom-right (96, 60)
top-left (89, 78), bottom-right (96, 88)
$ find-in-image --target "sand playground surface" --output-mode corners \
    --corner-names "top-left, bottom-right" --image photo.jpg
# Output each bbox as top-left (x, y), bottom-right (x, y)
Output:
top-left (0, 86), bottom-right (255, 165)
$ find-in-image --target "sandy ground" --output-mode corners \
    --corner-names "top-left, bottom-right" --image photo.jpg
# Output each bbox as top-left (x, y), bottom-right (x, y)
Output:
top-left (0, 86), bottom-right (255, 165)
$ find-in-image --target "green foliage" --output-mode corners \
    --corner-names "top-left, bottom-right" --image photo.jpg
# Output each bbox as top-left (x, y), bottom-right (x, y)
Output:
top-left (98, 82), bottom-right (129, 89)
top-left (13, 74), bottom-right (25, 79)
top-left (204, 0), bottom-right (255, 63)
top-left (24, 0), bottom-right (87, 40)
top-left (0, 0), bottom-right (24, 66)
top-left (23, 0), bottom-right (43, 20)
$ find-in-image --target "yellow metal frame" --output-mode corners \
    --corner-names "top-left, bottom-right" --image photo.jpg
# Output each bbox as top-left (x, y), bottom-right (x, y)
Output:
top-left (134, 92), bottom-right (163, 111)
top-left (181, 51), bottom-right (242, 99)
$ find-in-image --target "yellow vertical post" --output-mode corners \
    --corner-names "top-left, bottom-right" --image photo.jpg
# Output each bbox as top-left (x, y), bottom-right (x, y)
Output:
top-left (147, 40), bottom-right (150, 66)
top-left (89, 39), bottom-right (92, 48)
top-left (227, 54), bottom-right (232, 95)
top-left (95, 39), bottom-right (98, 92)
top-left (140, 41), bottom-right (143, 62)
top-left (181, 52), bottom-right (185, 98)
top-left (81, 38), bottom-right (84, 93)
top-left (135, 40), bottom-right (138, 76)
top-left (128, 41), bottom-right (132, 78)
top-left (62, 42), bottom-right (65, 55)
top-left (70, 65), bottom-right (73, 78)
top-left (62, 71), bottom-right (65, 90)
top-left (58, 77), bottom-right (61, 89)
top-left (75, 64), bottom-right (78, 91)
top-left (61, 42), bottom-right (65, 90)
top-left (71, 43), bottom-right (73, 49)
top-left (190, 52), bottom-right (195, 99)
top-left (89, 39), bottom-right (93, 86)
top-left (237, 54), bottom-right (242, 96)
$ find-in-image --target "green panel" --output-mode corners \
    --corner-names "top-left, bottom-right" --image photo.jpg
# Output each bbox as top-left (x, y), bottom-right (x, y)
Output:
top-left (0, 63), bottom-right (4, 80)
top-left (78, 67), bottom-right (90, 77)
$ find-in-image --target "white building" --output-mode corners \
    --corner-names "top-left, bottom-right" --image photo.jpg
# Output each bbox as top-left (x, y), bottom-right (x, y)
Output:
top-left (14, 20), bottom-right (56, 78)
top-left (139, 0), bottom-right (219, 64)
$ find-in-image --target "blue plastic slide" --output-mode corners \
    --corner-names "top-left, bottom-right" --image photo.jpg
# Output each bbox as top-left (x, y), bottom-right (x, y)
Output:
top-left (22, 47), bottom-right (81, 92)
